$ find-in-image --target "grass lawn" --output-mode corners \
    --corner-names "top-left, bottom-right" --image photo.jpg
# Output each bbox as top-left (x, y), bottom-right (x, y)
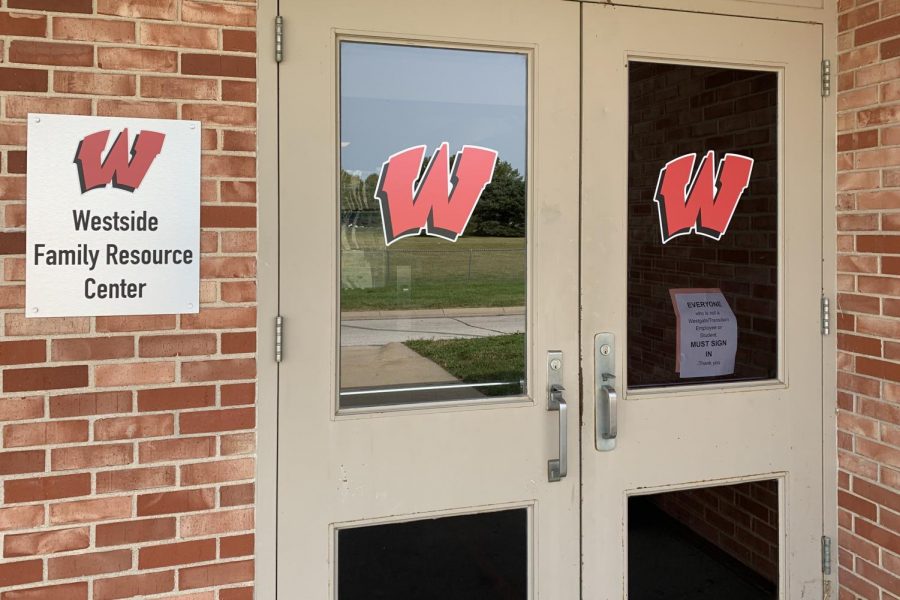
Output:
top-left (341, 228), bottom-right (526, 311)
top-left (404, 333), bottom-right (525, 397)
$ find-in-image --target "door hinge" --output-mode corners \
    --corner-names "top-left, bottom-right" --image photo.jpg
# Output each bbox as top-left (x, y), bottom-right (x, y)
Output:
top-left (821, 59), bottom-right (831, 97)
top-left (821, 535), bottom-right (832, 575)
top-left (275, 15), bottom-right (284, 63)
top-left (821, 295), bottom-right (831, 336)
top-left (275, 315), bottom-right (284, 363)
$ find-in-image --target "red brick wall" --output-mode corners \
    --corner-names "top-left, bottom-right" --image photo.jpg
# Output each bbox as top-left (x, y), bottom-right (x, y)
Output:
top-left (627, 62), bottom-right (779, 388)
top-left (836, 1), bottom-right (900, 598)
top-left (0, 1), bottom-right (257, 599)
top-left (653, 480), bottom-right (780, 584)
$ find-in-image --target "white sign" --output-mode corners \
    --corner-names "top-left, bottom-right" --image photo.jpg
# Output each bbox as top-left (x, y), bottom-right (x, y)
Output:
top-left (670, 288), bottom-right (738, 378)
top-left (26, 114), bottom-right (200, 317)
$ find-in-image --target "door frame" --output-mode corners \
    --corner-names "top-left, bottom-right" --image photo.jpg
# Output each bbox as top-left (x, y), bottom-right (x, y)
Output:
top-left (255, 0), bottom-right (838, 597)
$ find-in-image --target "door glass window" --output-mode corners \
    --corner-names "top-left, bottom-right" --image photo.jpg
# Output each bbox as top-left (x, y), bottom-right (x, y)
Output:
top-left (339, 42), bottom-right (528, 408)
top-left (627, 62), bottom-right (779, 389)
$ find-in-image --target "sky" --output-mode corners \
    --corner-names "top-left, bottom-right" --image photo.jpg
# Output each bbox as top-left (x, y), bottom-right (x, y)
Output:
top-left (340, 42), bottom-right (527, 177)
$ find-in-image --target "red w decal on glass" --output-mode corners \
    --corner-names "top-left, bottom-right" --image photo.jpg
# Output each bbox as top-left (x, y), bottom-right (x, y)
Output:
top-left (653, 151), bottom-right (754, 244)
top-left (375, 142), bottom-right (498, 245)
top-left (75, 129), bottom-right (166, 194)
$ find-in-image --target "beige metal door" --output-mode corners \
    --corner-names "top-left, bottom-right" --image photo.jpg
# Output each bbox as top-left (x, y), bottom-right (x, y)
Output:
top-left (581, 5), bottom-right (824, 598)
top-left (279, 0), bottom-right (580, 597)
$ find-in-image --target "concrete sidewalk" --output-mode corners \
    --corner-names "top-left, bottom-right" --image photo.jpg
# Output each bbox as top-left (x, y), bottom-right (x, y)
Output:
top-left (341, 313), bottom-right (525, 346)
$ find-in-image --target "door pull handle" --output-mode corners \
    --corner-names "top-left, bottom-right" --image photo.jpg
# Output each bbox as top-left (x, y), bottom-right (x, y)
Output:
top-left (547, 351), bottom-right (567, 482)
top-left (548, 384), bottom-right (567, 482)
top-left (595, 333), bottom-right (618, 452)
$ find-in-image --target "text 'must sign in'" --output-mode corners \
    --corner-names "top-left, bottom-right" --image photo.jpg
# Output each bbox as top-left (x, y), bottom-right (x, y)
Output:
top-left (26, 114), bottom-right (201, 317)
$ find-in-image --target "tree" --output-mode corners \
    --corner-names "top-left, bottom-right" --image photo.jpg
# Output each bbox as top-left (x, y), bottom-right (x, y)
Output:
top-left (467, 160), bottom-right (526, 237)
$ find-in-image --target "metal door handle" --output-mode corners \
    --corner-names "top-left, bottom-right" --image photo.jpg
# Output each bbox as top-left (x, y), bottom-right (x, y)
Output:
top-left (548, 384), bottom-right (567, 482)
top-left (599, 379), bottom-right (617, 439)
top-left (595, 333), bottom-right (617, 451)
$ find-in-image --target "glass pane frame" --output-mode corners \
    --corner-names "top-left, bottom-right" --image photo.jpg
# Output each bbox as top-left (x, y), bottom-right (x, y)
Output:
top-left (333, 35), bottom-right (535, 415)
top-left (622, 56), bottom-right (788, 399)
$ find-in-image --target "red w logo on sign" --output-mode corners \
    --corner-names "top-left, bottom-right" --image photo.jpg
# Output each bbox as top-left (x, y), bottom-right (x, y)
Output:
top-left (375, 142), bottom-right (498, 245)
top-left (75, 129), bottom-right (166, 194)
top-left (654, 151), bottom-right (754, 244)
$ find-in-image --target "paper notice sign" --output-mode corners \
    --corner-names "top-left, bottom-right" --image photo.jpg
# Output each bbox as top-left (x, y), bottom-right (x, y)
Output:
top-left (670, 288), bottom-right (738, 379)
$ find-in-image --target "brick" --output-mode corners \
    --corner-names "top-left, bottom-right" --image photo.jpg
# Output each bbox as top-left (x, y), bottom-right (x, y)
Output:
top-left (139, 334), bottom-right (216, 358)
top-left (95, 362), bottom-right (175, 387)
top-left (54, 71), bottom-right (136, 96)
top-left (181, 458), bottom-right (254, 486)
top-left (222, 80), bottom-right (254, 102)
top-left (182, 54), bottom-right (255, 78)
top-left (4, 421), bottom-right (89, 448)
top-left (4, 96), bottom-right (91, 118)
top-left (0, 13), bottom-right (47, 37)
top-left (96, 466), bottom-right (175, 493)
top-left (51, 337), bottom-right (134, 361)
top-left (183, 104), bottom-right (255, 127)
top-left (139, 539), bottom-right (216, 569)
top-left (0, 340), bottom-right (45, 365)
top-left (0, 286), bottom-right (25, 310)
top-left (182, 307), bottom-right (255, 330)
top-left (137, 385), bottom-right (215, 411)
top-left (0, 231), bottom-right (25, 254)
top-left (0, 505), bottom-right (44, 532)
top-left (220, 533), bottom-right (253, 558)
top-left (856, 15), bottom-right (900, 45)
top-left (0, 121), bottom-right (26, 144)
top-left (223, 132), bottom-right (256, 153)
top-left (0, 396), bottom-right (44, 422)
top-left (96, 315), bottom-right (176, 332)
top-left (182, 1), bottom-right (255, 26)
top-left (223, 30), bottom-right (255, 53)
top-left (200, 257), bottom-right (256, 279)
top-left (853, 477), bottom-right (900, 513)
top-left (97, 99), bottom-right (177, 119)
top-left (137, 488), bottom-right (215, 516)
top-left (9, 41), bottom-right (93, 67)
top-left (855, 519), bottom-right (900, 554)
top-left (141, 76), bottom-right (218, 100)
top-left (220, 432), bottom-right (254, 456)
top-left (95, 414), bottom-right (175, 440)
top-left (48, 549), bottom-right (131, 579)
top-left (220, 380), bottom-right (255, 407)
top-left (222, 332), bottom-right (256, 355)
top-left (201, 205), bottom-right (256, 228)
top-left (98, 0), bottom-right (177, 19)
top-left (139, 437), bottom-right (216, 463)
top-left (5, 314), bottom-right (89, 336)
top-left (839, 3), bottom-right (880, 30)
top-left (0, 560), bottom-right (42, 588)
top-left (220, 482), bottom-right (253, 507)
top-left (0, 67), bottom-right (47, 92)
top-left (221, 231), bottom-right (256, 252)
top-left (50, 496), bottom-right (132, 525)
top-left (52, 444), bottom-right (132, 471)
top-left (219, 588), bottom-right (252, 600)
top-left (4, 365), bottom-right (87, 393)
top-left (95, 517), bottom-right (175, 547)
top-left (5, 473), bottom-right (90, 503)
top-left (179, 558), bottom-right (253, 589)
top-left (1, 582), bottom-right (88, 600)
top-left (180, 508), bottom-right (252, 537)
top-left (221, 281), bottom-right (255, 302)
top-left (99, 47), bottom-right (177, 72)
top-left (50, 390), bottom-right (132, 417)
top-left (4, 527), bottom-right (88, 558)
top-left (141, 23), bottom-right (218, 49)
top-left (202, 155), bottom-right (255, 178)
top-left (0, 450), bottom-right (44, 475)
top-left (53, 17), bottom-right (135, 43)
top-left (93, 571), bottom-right (175, 600)
top-left (180, 407), bottom-right (255, 434)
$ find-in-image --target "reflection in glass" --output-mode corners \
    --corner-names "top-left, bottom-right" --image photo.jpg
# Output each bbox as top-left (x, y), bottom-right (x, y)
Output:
top-left (338, 509), bottom-right (527, 600)
top-left (627, 62), bottom-right (779, 389)
top-left (339, 42), bottom-right (528, 408)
